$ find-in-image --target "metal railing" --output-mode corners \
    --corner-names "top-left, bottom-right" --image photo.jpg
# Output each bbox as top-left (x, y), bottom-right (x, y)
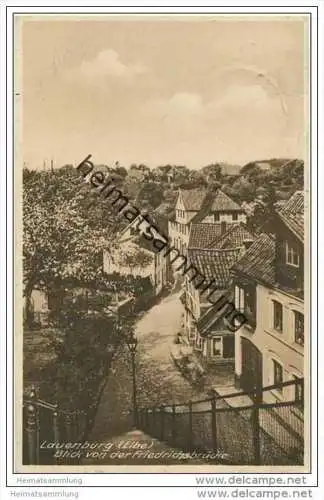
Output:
top-left (23, 387), bottom-right (94, 465)
top-left (137, 378), bottom-right (304, 466)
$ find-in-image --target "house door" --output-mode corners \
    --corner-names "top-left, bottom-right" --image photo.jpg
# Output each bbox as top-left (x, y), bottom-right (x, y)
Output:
top-left (241, 337), bottom-right (263, 393)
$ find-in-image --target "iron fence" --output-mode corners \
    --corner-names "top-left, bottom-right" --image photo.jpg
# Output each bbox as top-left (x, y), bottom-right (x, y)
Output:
top-left (138, 378), bottom-right (304, 466)
top-left (23, 378), bottom-right (304, 466)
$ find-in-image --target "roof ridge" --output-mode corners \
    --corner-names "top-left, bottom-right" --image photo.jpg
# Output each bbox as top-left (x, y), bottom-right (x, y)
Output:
top-left (189, 246), bottom-right (243, 254)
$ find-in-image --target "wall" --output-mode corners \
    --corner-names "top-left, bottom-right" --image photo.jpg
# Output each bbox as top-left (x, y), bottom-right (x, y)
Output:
top-left (175, 194), bottom-right (198, 224)
top-left (154, 250), bottom-right (167, 295)
top-left (201, 212), bottom-right (247, 224)
top-left (168, 220), bottom-right (190, 266)
top-left (275, 220), bottom-right (304, 292)
top-left (183, 278), bottom-right (200, 345)
top-left (235, 283), bottom-right (304, 402)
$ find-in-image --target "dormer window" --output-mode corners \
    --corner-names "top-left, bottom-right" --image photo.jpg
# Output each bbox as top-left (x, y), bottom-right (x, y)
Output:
top-left (286, 241), bottom-right (300, 267)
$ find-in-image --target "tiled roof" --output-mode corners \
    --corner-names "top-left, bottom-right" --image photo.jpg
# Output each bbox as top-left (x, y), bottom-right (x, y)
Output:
top-left (188, 247), bottom-right (243, 288)
top-left (188, 223), bottom-right (222, 250)
top-left (231, 233), bottom-right (275, 286)
top-left (210, 189), bottom-right (242, 212)
top-left (188, 222), bottom-right (254, 251)
top-left (277, 191), bottom-right (304, 242)
top-left (209, 223), bottom-right (255, 249)
top-left (281, 191), bottom-right (304, 215)
top-left (190, 189), bottom-right (243, 224)
top-left (180, 188), bottom-right (206, 211)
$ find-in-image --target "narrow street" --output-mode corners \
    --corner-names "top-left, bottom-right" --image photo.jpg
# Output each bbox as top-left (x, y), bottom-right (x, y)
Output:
top-left (87, 291), bottom-right (211, 443)
top-left (80, 290), bottom-right (220, 465)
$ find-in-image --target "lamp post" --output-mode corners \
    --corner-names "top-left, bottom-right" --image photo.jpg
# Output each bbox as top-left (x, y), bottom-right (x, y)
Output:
top-left (126, 332), bottom-right (138, 428)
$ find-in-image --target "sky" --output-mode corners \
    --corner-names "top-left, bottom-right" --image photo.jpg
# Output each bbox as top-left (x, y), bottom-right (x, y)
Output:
top-left (19, 16), bottom-right (307, 170)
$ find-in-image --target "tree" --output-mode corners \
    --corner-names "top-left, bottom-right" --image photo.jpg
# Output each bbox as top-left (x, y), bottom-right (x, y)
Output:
top-left (137, 182), bottom-right (164, 210)
top-left (230, 177), bottom-right (256, 202)
top-left (23, 167), bottom-right (123, 324)
top-left (44, 299), bottom-right (135, 409)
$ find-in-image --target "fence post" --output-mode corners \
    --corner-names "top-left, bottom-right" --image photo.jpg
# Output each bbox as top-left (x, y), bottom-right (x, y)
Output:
top-left (160, 406), bottom-right (165, 442)
top-left (211, 392), bottom-right (217, 454)
top-left (152, 406), bottom-right (156, 436)
top-left (75, 410), bottom-right (80, 440)
top-left (145, 409), bottom-right (149, 430)
top-left (26, 387), bottom-right (39, 465)
top-left (53, 406), bottom-right (61, 465)
top-left (300, 379), bottom-right (304, 410)
top-left (251, 387), bottom-right (262, 465)
top-left (172, 404), bottom-right (177, 446)
top-left (188, 400), bottom-right (193, 451)
top-left (65, 413), bottom-right (73, 442)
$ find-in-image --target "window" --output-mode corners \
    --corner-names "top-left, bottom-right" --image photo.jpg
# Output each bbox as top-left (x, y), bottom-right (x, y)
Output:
top-left (286, 241), bottom-right (300, 267)
top-left (245, 287), bottom-right (256, 318)
top-left (294, 311), bottom-right (304, 346)
top-left (273, 300), bottom-right (283, 332)
top-left (214, 213), bottom-right (220, 222)
top-left (232, 213), bottom-right (238, 221)
top-left (235, 285), bottom-right (245, 313)
top-left (212, 337), bottom-right (222, 357)
top-left (273, 360), bottom-right (283, 391)
top-left (292, 375), bottom-right (303, 404)
top-left (234, 284), bottom-right (256, 326)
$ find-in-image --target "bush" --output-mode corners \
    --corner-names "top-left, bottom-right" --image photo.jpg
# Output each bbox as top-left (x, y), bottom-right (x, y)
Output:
top-left (42, 304), bottom-right (122, 410)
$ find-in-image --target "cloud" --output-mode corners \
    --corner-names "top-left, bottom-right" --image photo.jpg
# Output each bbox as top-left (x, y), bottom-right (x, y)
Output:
top-left (138, 83), bottom-right (292, 165)
top-left (143, 83), bottom-right (284, 135)
top-left (146, 92), bottom-right (203, 117)
top-left (208, 83), bottom-right (285, 115)
top-left (142, 92), bottom-right (204, 137)
top-left (66, 48), bottom-right (149, 85)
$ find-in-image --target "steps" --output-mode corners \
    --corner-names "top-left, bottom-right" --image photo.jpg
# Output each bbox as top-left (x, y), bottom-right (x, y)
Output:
top-left (81, 429), bottom-right (204, 465)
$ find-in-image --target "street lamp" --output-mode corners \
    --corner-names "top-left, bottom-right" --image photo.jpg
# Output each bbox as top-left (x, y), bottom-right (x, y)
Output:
top-left (126, 333), bottom-right (138, 428)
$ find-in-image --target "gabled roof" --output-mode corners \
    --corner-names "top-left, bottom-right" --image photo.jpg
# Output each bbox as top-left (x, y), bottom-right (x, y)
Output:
top-left (209, 223), bottom-right (255, 250)
top-left (189, 189), bottom-right (243, 224)
top-left (180, 188), bottom-right (207, 211)
top-left (179, 188), bottom-right (242, 221)
top-left (231, 233), bottom-right (275, 286)
top-left (281, 191), bottom-right (304, 215)
top-left (188, 247), bottom-right (243, 288)
top-left (188, 223), bottom-right (222, 250)
top-left (210, 189), bottom-right (242, 212)
top-left (276, 191), bottom-right (304, 242)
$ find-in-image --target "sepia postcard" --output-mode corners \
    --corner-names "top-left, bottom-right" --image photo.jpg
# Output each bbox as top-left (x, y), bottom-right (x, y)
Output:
top-left (13, 12), bottom-right (311, 475)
